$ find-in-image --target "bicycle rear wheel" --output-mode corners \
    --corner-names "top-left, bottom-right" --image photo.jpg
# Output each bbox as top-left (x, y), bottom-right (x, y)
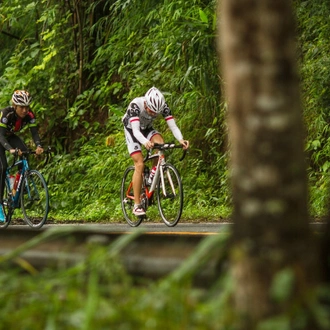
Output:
top-left (120, 166), bottom-right (144, 227)
top-left (0, 181), bottom-right (14, 229)
top-left (21, 170), bottom-right (49, 229)
top-left (157, 163), bottom-right (183, 227)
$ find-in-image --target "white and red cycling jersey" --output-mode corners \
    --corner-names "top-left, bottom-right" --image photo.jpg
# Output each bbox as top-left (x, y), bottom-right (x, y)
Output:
top-left (122, 96), bottom-right (183, 155)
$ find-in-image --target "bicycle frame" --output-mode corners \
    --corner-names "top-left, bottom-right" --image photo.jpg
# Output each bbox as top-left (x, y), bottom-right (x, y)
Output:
top-left (137, 144), bottom-right (184, 205)
top-left (145, 152), bottom-right (176, 199)
top-left (145, 152), bottom-right (162, 195)
top-left (6, 157), bottom-right (29, 207)
top-left (124, 152), bottom-right (163, 202)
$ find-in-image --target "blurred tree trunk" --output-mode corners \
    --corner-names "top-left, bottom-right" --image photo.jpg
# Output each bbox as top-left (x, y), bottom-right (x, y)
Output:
top-left (219, 0), bottom-right (321, 328)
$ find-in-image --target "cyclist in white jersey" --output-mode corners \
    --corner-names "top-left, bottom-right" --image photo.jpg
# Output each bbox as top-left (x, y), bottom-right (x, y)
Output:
top-left (122, 87), bottom-right (189, 216)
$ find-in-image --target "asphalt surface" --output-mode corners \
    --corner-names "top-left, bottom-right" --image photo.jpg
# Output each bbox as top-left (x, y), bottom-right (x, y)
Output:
top-left (42, 222), bottom-right (232, 234)
top-left (10, 221), bottom-right (326, 234)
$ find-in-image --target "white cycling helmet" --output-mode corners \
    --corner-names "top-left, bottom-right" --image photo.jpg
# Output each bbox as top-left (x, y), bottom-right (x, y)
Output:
top-left (12, 90), bottom-right (32, 106)
top-left (145, 87), bottom-right (165, 114)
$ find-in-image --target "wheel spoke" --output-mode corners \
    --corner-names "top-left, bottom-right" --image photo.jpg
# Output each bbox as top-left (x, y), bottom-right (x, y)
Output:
top-left (0, 181), bottom-right (13, 229)
top-left (157, 164), bottom-right (183, 227)
top-left (21, 170), bottom-right (49, 228)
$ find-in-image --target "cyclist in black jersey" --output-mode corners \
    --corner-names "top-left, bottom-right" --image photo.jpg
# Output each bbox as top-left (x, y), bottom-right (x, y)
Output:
top-left (0, 90), bottom-right (44, 222)
top-left (122, 87), bottom-right (189, 216)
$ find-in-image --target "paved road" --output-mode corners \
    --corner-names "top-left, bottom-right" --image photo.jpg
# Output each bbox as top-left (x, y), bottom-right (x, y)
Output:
top-left (41, 222), bottom-right (233, 234)
top-left (11, 221), bottom-right (326, 234)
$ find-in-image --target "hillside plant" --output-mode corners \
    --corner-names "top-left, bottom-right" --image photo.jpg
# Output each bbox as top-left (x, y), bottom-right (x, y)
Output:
top-left (1, 0), bottom-right (330, 220)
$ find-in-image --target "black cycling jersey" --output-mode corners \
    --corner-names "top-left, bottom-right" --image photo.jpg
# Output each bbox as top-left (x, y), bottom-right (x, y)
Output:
top-left (0, 106), bottom-right (42, 150)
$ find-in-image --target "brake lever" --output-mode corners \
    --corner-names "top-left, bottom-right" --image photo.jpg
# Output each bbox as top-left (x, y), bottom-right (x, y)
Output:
top-left (179, 149), bottom-right (187, 162)
top-left (44, 146), bottom-right (53, 165)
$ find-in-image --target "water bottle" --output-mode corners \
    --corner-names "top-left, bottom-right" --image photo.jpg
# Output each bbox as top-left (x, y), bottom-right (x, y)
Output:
top-left (9, 175), bottom-right (15, 191)
top-left (148, 166), bottom-right (157, 185)
top-left (12, 171), bottom-right (21, 196)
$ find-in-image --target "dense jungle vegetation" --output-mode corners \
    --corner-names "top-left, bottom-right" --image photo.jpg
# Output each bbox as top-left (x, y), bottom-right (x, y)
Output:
top-left (0, 0), bottom-right (329, 222)
top-left (1, 1), bottom-right (330, 329)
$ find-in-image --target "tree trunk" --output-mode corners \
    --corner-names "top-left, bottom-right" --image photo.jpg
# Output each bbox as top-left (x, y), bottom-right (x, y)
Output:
top-left (219, 0), bottom-right (321, 328)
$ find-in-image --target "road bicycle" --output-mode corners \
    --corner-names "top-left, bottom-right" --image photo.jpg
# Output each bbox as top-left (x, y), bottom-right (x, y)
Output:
top-left (0, 147), bottom-right (52, 229)
top-left (121, 143), bottom-right (186, 227)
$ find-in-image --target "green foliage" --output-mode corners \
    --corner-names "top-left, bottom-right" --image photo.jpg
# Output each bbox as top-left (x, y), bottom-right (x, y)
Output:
top-left (43, 132), bottom-right (125, 221)
top-left (270, 268), bottom-right (295, 302)
top-left (0, 227), bottom-right (234, 329)
top-left (0, 228), bottom-right (329, 328)
top-left (3, 0), bottom-right (330, 220)
top-left (42, 130), bottom-right (230, 222)
top-left (2, 1), bottom-right (330, 328)
top-left (0, 0), bottom-right (78, 150)
top-left (295, 0), bottom-right (330, 216)
top-left (1, 0), bottom-right (231, 221)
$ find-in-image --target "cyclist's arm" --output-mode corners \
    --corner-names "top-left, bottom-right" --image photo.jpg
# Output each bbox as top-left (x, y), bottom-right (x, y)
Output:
top-left (0, 125), bottom-right (13, 151)
top-left (29, 125), bottom-right (42, 148)
top-left (165, 116), bottom-right (189, 149)
top-left (29, 126), bottom-right (44, 154)
top-left (130, 118), bottom-right (149, 146)
top-left (165, 116), bottom-right (183, 141)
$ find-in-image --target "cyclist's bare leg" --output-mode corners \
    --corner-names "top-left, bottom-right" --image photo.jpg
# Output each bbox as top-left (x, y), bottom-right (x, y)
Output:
top-left (150, 134), bottom-right (164, 167)
top-left (131, 151), bottom-right (144, 206)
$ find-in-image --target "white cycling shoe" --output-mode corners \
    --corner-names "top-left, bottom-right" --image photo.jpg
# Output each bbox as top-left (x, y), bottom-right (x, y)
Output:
top-left (133, 205), bottom-right (146, 216)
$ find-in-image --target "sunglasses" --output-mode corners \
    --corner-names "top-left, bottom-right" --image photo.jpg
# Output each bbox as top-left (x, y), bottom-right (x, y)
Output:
top-left (146, 106), bottom-right (157, 117)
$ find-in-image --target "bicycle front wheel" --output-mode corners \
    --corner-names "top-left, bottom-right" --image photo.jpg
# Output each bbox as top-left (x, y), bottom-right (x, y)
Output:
top-left (157, 163), bottom-right (183, 227)
top-left (0, 181), bottom-right (13, 229)
top-left (21, 170), bottom-right (49, 229)
top-left (120, 166), bottom-right (144, 227)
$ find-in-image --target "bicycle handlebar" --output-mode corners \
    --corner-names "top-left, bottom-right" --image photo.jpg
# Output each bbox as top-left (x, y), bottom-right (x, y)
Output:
top-left (15, 146), bottom-right (52, 156)
top-left (11, 146), bottom-right (53, 166)
top-left (145, 143), bottom-right (187, 162)
top-left (152, 143), bottom-right (183, 150)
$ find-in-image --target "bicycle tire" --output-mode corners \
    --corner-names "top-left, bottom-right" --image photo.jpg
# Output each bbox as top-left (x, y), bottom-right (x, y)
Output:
top-left (21, 169), bottom-right (49, 229)
top-left (0, 181), bottom-right (14, 229)
top-left (157, 163), bottom-right (183, 227)
top-left (120, 166), bottom-right (144, 227)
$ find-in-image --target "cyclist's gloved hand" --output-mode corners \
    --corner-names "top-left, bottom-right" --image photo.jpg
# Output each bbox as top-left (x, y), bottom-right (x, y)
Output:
top-left (180, 140), bottom-right (189, 150)
top-left (144, 140), bottom-right (154, 150)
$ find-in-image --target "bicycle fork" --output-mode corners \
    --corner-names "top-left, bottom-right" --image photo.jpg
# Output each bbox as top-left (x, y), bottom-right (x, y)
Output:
top-left (150, 155), bottom-right (176, 198)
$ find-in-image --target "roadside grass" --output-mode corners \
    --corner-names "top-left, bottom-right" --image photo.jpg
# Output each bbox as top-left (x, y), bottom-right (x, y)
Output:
top-left (0, 227), bottom-right (232, 329)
